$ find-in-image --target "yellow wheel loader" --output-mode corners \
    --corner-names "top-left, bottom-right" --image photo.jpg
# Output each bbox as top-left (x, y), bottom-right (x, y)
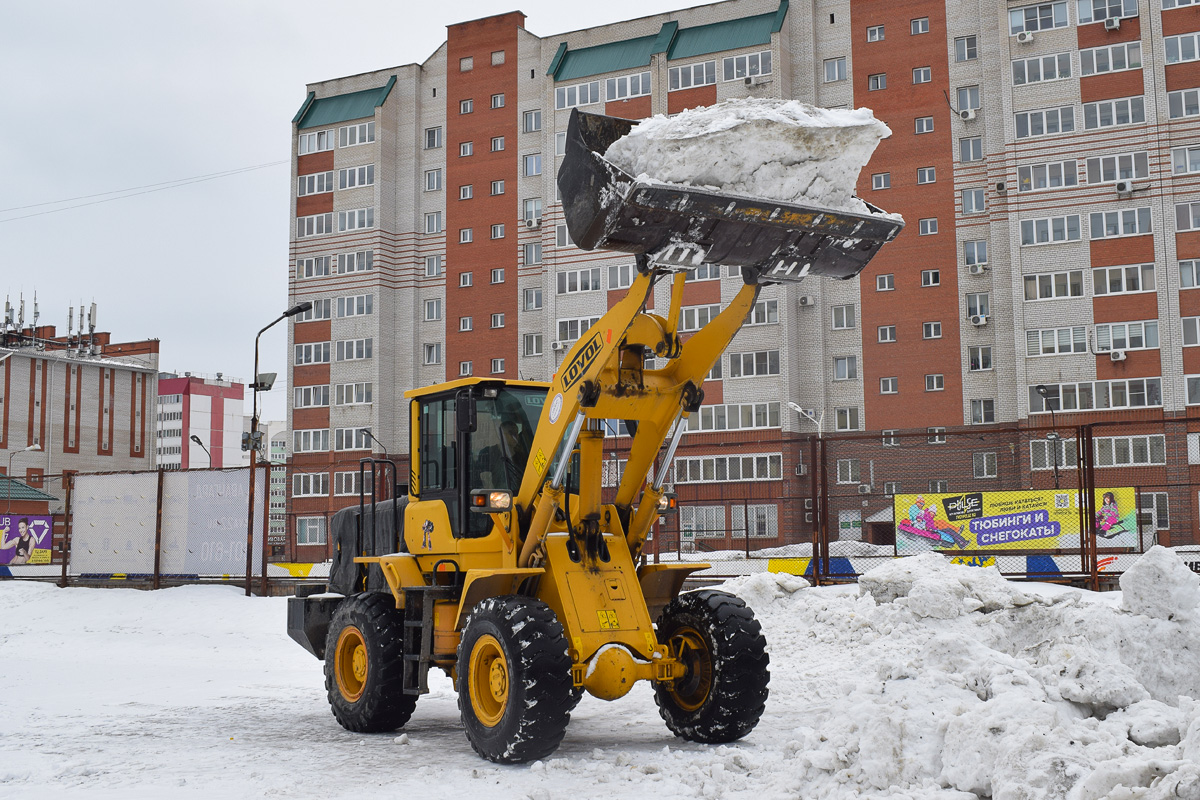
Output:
top-left (287, 108), bottom-right (903, 763)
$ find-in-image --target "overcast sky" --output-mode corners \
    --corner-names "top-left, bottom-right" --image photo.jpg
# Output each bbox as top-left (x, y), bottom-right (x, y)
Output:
top-left (1, 0), bottom-right (693, 421)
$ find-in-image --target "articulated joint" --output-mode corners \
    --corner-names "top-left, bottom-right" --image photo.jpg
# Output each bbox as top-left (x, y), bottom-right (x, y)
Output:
top-left (680, 381), bottom-right (704, 413)
top-left (571, 647), bottom-right (686, 701)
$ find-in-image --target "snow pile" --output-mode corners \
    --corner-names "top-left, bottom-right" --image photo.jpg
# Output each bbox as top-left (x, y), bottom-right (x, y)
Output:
top-left (603, 98), bottom-right (891, 215)
top-left (4, 550), bottom-right (1200, 798)
top-left (1120, 544), bottom-right (1200, 621)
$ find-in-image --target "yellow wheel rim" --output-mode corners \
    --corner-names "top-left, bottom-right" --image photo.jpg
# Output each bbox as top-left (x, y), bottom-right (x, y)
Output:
top-left (668, 627), bottom-right (713, 712)
top-left (468, 634), bottom-right (509, 727)
top-left (335, 626), bottom-right (369, 703)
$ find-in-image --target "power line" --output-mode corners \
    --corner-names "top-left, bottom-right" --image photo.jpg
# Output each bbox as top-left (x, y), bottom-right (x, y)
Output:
top-left (0, 160), bottom-right (288, 224)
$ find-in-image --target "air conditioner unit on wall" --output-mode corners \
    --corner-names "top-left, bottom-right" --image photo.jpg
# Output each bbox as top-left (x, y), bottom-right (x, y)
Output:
top-left (858, 484), bottom-right (872, 495)
top-left (1016, 30), bottom-right (1035, 44)
top-left (971, 314), bottom-right (989, 327)
top-left (744, 75), bottom-right (769, 87)
top-left (550, 341), bottom-right (567, 352)
top-left (798, 295), bottom-right (816, 307)
top-left (525, 217), bottom-right (541, 229)
top-left (1115, 180), bottom-right (1135, 196)
top-left (968, 264), bottom-right (987, 275)
top-left (995, 181), bottom-right (1007, 194)
top-left (795, 463), bottom-right (808, 476)
top-left (959, 108), bottom-right (977, 121)
top-left (1104, 17), bottom-right (1121, 30)
top-left (1110, 349), bottom-right (1127, 362)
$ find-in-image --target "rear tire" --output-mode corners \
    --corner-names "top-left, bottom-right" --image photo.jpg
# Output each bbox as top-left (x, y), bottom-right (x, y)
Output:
top-left (654, 589), bottom-right (769, 743)
top-left (457, 595), bottom-right (573, 763)
top-left (324, 593), bottom-right (417, 733)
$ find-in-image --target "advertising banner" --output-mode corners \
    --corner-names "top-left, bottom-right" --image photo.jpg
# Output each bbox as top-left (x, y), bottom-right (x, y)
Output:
top-left (893, 488), bottom-right (1138, 554)
top-left (159, 469), bottom-right (265, 576)
top-left (0, 514), bottom-right (54, 565)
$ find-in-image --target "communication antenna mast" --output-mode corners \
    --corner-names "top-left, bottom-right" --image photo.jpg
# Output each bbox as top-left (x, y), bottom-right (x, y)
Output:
top-left (3, 297), bottom-right (12, 330)
top-left (88, 302), bottom-right (98, 355)
top-left (18, 294), bottom-right (25, 331)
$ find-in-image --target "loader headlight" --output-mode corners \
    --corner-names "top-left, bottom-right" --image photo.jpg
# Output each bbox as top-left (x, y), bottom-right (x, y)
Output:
top-left (470, 489), bottom-right (512, 513)
top-left (657, 493), bottom-right (678, 514)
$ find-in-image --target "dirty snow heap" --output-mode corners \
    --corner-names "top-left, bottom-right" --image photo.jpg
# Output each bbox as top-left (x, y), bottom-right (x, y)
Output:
top-left (603, 98), bottom-right (891, 216)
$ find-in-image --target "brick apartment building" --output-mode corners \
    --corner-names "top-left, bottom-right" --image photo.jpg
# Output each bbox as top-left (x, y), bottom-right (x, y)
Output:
top-left (0, 319), bottom-right (159, 510)
top-left (154, 372), bottom-right (245, 470)
top-left (283, 0), bottom-right (1200, 559)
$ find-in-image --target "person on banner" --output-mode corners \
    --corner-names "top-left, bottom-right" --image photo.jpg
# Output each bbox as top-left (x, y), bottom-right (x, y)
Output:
top-left (1094, 492), bottom-right (1130, 539)
top-left (0, 518), bottom-right (41, 565)
top-left (899, 496), bottom-right (968, 549)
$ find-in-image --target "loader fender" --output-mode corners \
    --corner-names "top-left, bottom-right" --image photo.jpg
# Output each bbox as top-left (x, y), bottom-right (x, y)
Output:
top-left (454, 568), bottom-right (545, 630)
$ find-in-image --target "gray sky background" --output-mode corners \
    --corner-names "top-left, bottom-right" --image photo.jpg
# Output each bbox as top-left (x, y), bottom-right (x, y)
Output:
top-left (1, 0), bottom-right (691, 421)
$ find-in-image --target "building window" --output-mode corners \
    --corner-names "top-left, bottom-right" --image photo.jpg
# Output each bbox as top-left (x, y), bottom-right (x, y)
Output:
top-left (1167, 34), bottom-right (1199, 66)
top-left (293, 429), bottom-right (330, 453)
top-left (1031, 438), bottom-right (1077, 471)
top-left (490, 268), bottom-right (505, 284)
top-left (957, 86), bottom-right (981, 112)
top-left (606, 71), bottom-right (652, 100)
top-left (294, 342), bottom-right (331, 365)
top-left (460, 361), bottom-right (473, 377)
top-left (872, 172), bottom-right (890, 190)
top-left (338, 121), bottom-right (374, 148)
top-left (917, 167), bottom-right (935, 184)
top-left (555, 81), bottom-right (601, 110)
top-left (675, 453), bottom-right (783, 483)
top-left (868, 73), bottom-right (887, 91)
top-left (832, 304), bottom-right (856, 329)
top-left (1013, 53), bottom-right (1071, 85)
top-left (921, 269), bottom-right (940, 287)
top-left (919, 218), bottom-right (938, 235)
top-left (524, 242), bottom-right (543, 266)
top-left (1090, 151), bottom-right (1149, 183)
top-left (881, 377), bottom-right (898, 394)
top-left (294, 385), bottom-right (330, 408)
top-left (1096, 436), bottom-right (1166, 467)
top-left (927, 428), bottom-right (946, 445)
top-left (833, 356), bottom-right (857, 381)
top-left (1018, 160), bottom-right (1078, 192)
top-left (338, 208), bottom-right (374, 232)
top-left (882, 431), bottom-right (899, 447)
top-left (883, 481), bottom-right (901, 496)
top-left (460, 141), bottom-right (473, 157)
top-left (295, 299), bottom-right (331, 322)
top-left (680, 304), bottom-right (721, 333)
top-left (955, 35), bottom-right (977, 62)
top-left (1026, 326), bottom-right (1086, 356)
top-left (960, 137), bottom-right (983, 162)
top-left (1078, 0), bottom-right (1137, 23)
top-left (1009, 2), bottom-right (1068, 34)
top-left (722, 51), bottom-right (772, 81)
top-left (1016, 106), bottom-right (1075, 139)
top-left (297, 518), bottom-right (327, 546)
top-left (729, 350), bottom-right (781, 378)
top-left (1085, 97), bottom-right (1146, 129)
top-left (925, 374), bottom-right (944, 392)
top-left (297, 256), bottom-right (330, 279)
top-left (297, 129), bottom-right (333, 155)
top-left (1178, 203), bottom-right (1200, 232)
top-left (424, 299), bottom-right (441, 321)
top-left (669, 61), bottom-right (717, 90)
top-left (867, 25), bottom-right (884, 41)
top-left (923, 321), bottom-right (942, 339)
top-left (297, 171), bottom-right (334, 196)
top-left (524, 334), bottom-right (543, 356)
top-left (1083, 41), bottom-right (1142, 74)
top-left (877, 274), bottom-right (894, 291)
top-left (425, 255), bottom-right (442, 277)
top-left (966, 292), bottom-right (990, 318)
top-left (1025, 269), bottom-right (1085, 300)
top-left (964, 241), bottom-right (987, 266)
top-left (1093, 264), bottom-right (1154, 295)
top-left (296, 213), bottom-right (333, 238)
top-left (962, 188), bottom-right (986, 214)
top-left (836, 459), bottom-right (860, 484)
top-left (969, 346), bottom-right (992, 371)
top-left (524, 288), bottom-right (542, 310)
top-left (523, 153), bottom-right (542, 177)
top-left (913, 66), bottom-right (932, 84)
top-left (491, 359), bottom-right (505, 374)
top-left (523, 109), bottom-right (542, 132)
top-left (490, 136), bottom-right (505, 152)
top-left (336, 338), bottom-right (373, 361)
top-left (878, 325), bottom-right (897, 342)
top-left (556, 316), bottom-right (601, 343)
top-left (1030, 380), bottom-right (1162, 413)
top-left (459, 184), bottom-right (474, 201)
top-left (491, 93), bottom-right (505, 109)
top-left (491, 224), bottom-right (505, 240)
top-left (915, 116), bottom-right (934, 134)
top-left (1096, 321), bottom-right (1158, 352)
top-left (334, 428), bottom-right (372, 452)
top-left (338, 250), bottom-right (372, 274)
top-left (1020, 215), bottom-right (1081, 245)
top-left (460, 316), bottom-right (473, 332)
top-left (685, 403), bottom-right (781, 433)
top-left (423, 343), bottom-right (441, 365)
top-left (460, 99), bottom-right (474, 114)
top-left (490, 313), bottom-right (505, 329)
top-left (1091, 208), bottom-right (1151, 239)
top-left (972, 452), bottom-right (997, 479)
top-left (293, 472), bottom-right (329, 497)
top-left (824, 57), bottom-right (847, 82)
top-left (337, 294), bottom-right (373, 318)
top-left (425, 127), bottom-right (442, 149)
top-left (334, 472), bottom-right (360, 496)
top-left (835, 408), bottom-right (860, 431)
top-left (335, 383), bottom-right (372, 406)
top-left (425, 212), bottom-right (442, 233)
top-left (911, 17), bottom-right (930, 34)
top-left (557, 267), bottom-right (601, 294)
top-left (1182, 261), bottom-right (1200, 289)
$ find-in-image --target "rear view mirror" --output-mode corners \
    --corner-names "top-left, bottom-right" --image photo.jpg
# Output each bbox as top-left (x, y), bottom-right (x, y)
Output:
top-left (456, 394), bottom-right (477, 433)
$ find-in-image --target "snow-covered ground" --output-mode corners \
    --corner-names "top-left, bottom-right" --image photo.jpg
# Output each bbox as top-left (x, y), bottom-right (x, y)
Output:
top-left (3, 547), bottom-right (1199, 799)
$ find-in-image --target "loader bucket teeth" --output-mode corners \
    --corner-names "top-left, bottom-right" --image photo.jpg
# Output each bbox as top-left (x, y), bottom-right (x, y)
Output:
top-left (557, 108), bottom-right (904, 284)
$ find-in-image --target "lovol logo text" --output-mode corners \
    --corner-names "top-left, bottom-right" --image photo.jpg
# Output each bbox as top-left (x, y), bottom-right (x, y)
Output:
top-left (561, 332), bottom-right (604, 390)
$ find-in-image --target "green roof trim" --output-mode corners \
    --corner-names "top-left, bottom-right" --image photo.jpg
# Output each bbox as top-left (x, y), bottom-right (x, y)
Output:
top-left (667, 0), bottom-right (787, 61)
top-left (0, 476), bottom-right (55, 503)
top-left (296, 76), bottom-right (397, 130)
top-left (547, 41), bottom-right (569, 77)
top-left (292, 92), bottom-right (315, 125)
top-left (652, 21), bottom-right (679, 55)
top-left (553, 34), bottom-right (658, 82)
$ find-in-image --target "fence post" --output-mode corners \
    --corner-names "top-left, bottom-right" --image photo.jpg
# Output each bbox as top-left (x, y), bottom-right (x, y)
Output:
top-left (59, 475), bottom-right (73, 588)
top-left (260, 464), bottom-right (272, 596)
top-left (817, 436), bottom-right (829, 585)
top-left (153, 468), bottom-right (165, 590)
top-left (1077, 425), bottom-right (1098, 590)
top-left (744, 498), bottom-right (750, 558)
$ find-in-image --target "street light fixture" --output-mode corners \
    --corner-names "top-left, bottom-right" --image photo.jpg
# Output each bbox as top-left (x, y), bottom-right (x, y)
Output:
top-left (189, 435), bottom-right (211, 469)
top-left (244, 301), bottom-right (313, 596)
top-left (6, 444), bottom-right (41, 517)
top-left (1035, 385), bottom-right (1060, 490)
top-left (787, 402), bottom-right (823, 437)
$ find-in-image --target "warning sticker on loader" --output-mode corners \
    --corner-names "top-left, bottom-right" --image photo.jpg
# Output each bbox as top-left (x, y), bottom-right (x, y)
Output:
top-left (596, 610), bottom-right (620, 630)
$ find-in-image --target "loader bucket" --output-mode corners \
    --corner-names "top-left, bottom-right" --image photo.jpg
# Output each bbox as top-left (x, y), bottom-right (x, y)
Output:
top-left (557, 108), bottom-right (904, 284)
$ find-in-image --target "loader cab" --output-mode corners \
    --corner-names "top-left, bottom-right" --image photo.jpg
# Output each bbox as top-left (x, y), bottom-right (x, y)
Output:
top-left (410, 379), bottom-right (545, 538)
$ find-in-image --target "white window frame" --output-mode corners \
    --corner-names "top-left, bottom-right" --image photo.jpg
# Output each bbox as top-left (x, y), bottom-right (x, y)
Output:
top-left (1015, 106), bottom-right (1075, 139)
top-left (1093, 264), bottom-right (1154, 296)
top-left (1084, 96), bottom-right (1147, 129)
top-left (1089, 207), bottom-right (1151, 239)
top-left (1082, 41), bottom-right (1142, 75)
top-left (1020, 214), bottom-right (1081, 245)
top-left (1024, 269), bottom-right (1085, 300)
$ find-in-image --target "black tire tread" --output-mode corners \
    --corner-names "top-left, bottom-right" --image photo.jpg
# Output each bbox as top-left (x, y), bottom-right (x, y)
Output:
top-left (457, 595), bottom-right (573, 764)
top-left (654, 589), bottom-right (770, 743)
top-left (324, 592), bottom-right (417, 733)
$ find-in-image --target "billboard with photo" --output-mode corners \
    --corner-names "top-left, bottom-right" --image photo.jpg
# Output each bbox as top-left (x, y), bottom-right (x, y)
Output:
top-left (0, 514), bottom-right (54, 565)
top-left (893, 488), bottom-right (1138, 554)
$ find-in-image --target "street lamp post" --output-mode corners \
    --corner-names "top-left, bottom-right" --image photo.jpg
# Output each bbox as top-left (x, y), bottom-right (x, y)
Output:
top-left (1035, 385), bottom-right (1060, 490)
top-left (6, 444), bottom-right (42, 518)
top-left (244, 301), bottom-right (312, 596)
top-left (189, 435), bottom-right (211, 469)
top-left (787, 402), bottom-right (826, 583)
top-left (787, 402), bottom-right (823, 438)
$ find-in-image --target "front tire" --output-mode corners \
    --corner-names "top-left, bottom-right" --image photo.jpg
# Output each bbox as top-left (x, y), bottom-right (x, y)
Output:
top-left (457, 596), bottom-right (573, 763)
top-left (654, 589), bottom-right (770, 743)
top-left (324, 593), bottom-right (417, 733)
